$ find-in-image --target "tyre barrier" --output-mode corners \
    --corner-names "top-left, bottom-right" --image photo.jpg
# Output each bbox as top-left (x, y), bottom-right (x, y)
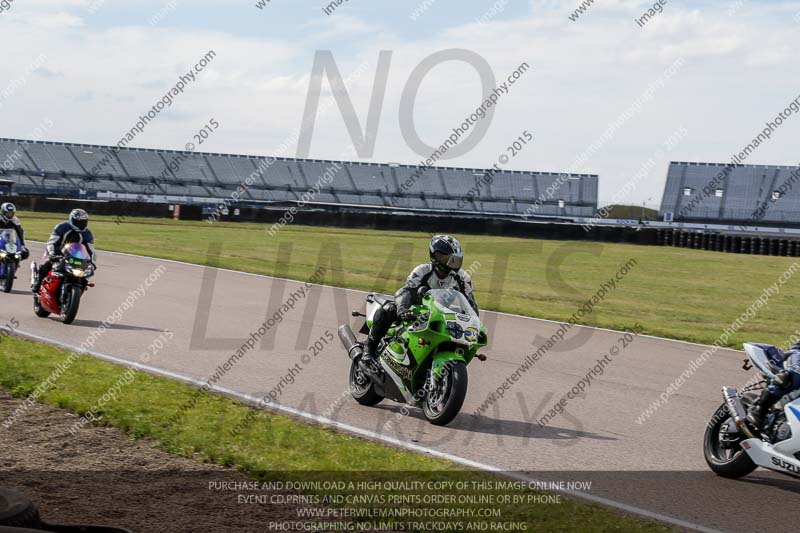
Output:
top-left (656, 230), bottom-right (800, 256)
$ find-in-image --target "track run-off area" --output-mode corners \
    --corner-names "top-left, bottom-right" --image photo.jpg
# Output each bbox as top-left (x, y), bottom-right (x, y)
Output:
top-left (1, 243), bottom-right (797, 533)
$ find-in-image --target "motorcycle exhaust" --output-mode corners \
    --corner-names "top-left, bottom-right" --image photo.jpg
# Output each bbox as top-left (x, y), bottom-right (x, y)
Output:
top-left (722, 386), bottom-right (755, 439)
top-left (338, 324), bottom-right (363, 360)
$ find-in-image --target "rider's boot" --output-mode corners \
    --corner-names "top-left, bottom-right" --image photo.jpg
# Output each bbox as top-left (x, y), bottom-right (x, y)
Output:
top-left (746, 389), bottom-right (773, 431)
top-left (32, 262), bottom-right (51, 294)
top-left (358, 331), bottom-right (381, 378)
top-left (358, 302), bottom-right (395, 379)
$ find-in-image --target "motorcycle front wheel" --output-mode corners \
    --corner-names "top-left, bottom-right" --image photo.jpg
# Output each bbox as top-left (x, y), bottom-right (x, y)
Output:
top-left (703, 402), bottom-right (757, 479)
top-left (423, 361), bottom-right (468, 426)
top-left (0, 261), bottom-right (14, 293)
top-left (60, 284), bottom-right (82, 324)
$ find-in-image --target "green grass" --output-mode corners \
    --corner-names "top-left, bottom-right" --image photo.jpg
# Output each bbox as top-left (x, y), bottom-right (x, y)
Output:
top-left (0, 336), bottom-right (672, 532)
top-left (20, 211), bottom-right (800, 349)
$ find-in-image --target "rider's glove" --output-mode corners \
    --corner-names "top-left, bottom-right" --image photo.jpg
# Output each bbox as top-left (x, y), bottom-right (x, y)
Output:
top-left (398, 308), bottom-right (415, 322)
top-left (774, 370), bottom-right (792, 387)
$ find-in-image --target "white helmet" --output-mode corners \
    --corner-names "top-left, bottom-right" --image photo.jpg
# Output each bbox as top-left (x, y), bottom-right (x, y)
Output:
top-left (0, 202), bottom-right (15, 223)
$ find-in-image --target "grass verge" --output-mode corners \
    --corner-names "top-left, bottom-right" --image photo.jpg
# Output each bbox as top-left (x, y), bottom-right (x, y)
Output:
top-left (0, 335), bottom-right (672, 531)
top-left (19, 210), bottom-right (800, 348)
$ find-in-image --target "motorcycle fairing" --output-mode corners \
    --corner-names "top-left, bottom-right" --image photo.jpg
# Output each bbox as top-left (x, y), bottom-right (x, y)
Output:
top-left (431, 351), bottom-right (467, 379)
top-left (39, 271), bottom-right (64, 315)
top-left (743, 343), bottom-right (782, 380)
top-left (395, 290), bottom-right (485, 385)
top-left (379, 358), bottom-right (416, 404)
top-left (0, 229), bottom-right (19, 254)
top-left (363, 288), bottom-right (487, 399)
top-left (0, 229), bottom-right (20, 279)
top-left (741, 397), bottom-right (800, 478)
top-left (365, 293), bottom-right (393, 328)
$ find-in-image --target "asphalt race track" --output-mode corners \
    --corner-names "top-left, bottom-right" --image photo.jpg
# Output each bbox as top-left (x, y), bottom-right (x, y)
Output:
top-left (1, 243), bottom-right (796, 533)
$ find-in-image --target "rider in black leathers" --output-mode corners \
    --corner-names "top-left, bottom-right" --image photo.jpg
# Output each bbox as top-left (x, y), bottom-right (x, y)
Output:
top-left (32, 209), bottom-right (96, 294)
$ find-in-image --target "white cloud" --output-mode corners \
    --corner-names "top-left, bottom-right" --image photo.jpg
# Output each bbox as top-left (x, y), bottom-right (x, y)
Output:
top-left (0, 0), bottom-right (798, 208)
top-left (300, 13), bottom-right (382, 42)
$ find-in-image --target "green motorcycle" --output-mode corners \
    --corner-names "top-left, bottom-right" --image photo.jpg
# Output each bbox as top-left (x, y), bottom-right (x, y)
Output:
top-left (338, 288), bottom-right (488, 426)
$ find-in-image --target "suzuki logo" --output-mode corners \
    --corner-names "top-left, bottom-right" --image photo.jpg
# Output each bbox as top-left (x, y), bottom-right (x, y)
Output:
top-left (771, 457), bottom-right (800, 475)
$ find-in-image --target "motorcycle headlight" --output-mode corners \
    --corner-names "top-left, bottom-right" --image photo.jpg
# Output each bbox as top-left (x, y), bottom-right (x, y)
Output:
top-left (0, 251), bottom-right (6, 259)
top-left (71, 268), bottom-right (85, 278)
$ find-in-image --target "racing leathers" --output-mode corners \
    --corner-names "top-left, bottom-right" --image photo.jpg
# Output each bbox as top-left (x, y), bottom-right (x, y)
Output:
top-left (33, 222), bottom-right (96, 292)
top-left (748, 345), bottom-right (800, 430)
top-left (0, 215), bottom-right (29, 260)
top-left (361, 263), bottom-right (478, 372)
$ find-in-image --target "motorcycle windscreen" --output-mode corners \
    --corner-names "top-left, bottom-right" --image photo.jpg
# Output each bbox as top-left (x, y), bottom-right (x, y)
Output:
top-left (428, 289), bottom-right (477, 317)
top-left (743, 343), bottom-right (778, 379)
top-left (0, 229), bottom-right (18, 252)
top-left (62, 242), bottom-right (91, 268)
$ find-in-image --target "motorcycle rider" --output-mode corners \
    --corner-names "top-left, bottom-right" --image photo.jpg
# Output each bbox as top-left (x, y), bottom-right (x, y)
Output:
top-left (0, 202), bottom-right (29, 260)
top-left (32, 209), bottom-right (96, 294)
top-left (747, 344), bottom-right (800, 430)
top-left (359, 235), bottom-right (478, 376)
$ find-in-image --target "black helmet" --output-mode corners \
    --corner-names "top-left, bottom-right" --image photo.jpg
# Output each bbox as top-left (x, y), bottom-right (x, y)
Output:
top-left (0, 202), bottom-right (15, 223)
top-left (69, 208), bottom-right (89, 231)
top-left (429, 235), bottom-right (464, 275)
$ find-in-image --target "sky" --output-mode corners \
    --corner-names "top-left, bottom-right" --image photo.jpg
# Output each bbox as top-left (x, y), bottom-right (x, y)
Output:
top-left (1, 0), bottom-right (800, 208)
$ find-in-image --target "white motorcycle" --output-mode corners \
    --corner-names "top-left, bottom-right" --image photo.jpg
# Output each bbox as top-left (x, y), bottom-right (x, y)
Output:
top-left (704, 342), bottom-right (800, 479)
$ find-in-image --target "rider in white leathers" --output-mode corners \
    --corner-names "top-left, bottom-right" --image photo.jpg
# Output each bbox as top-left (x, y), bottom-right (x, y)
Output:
top-left (359, 235), bottom-right (478, 376)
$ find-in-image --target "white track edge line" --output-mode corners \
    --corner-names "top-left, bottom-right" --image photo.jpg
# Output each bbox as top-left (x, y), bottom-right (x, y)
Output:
top-left (11, 327), bottom-right (722, 533)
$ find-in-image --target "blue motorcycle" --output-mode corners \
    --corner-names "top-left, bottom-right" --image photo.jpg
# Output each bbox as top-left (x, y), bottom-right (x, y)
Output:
top-left (0, 229), bottom-right (23, 293)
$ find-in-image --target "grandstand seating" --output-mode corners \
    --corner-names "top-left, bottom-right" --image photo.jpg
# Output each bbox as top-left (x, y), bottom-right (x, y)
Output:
top-left (0, 138), bottom-right (598, 217)
top-left (660, 161), bottom-right (800, 224)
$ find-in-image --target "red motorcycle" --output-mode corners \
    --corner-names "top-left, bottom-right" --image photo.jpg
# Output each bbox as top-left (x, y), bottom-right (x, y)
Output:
top-left (31, 243), bottom-right (95, 324)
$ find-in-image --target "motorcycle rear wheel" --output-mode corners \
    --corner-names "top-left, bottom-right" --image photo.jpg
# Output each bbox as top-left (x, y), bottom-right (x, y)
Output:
top-left (423, 361), bottom-right (468, 426)
top-left (704, 401), bottom-right (757, 479)
top-left (349, 358), bottom-right (382, 406)
top-left (60, 285), bottom-right (82, 324)
top-left (0, 261), bottom-right (14, 293)
top-left (33, 295), bottom-right (50, 318)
